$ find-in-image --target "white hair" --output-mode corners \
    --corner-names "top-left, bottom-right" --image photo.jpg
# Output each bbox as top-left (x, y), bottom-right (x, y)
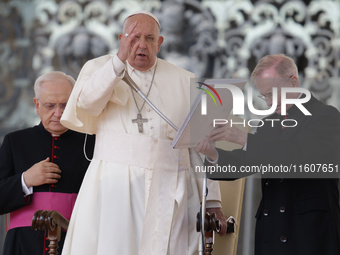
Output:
top-left (251, 54), bottom-right (298, 80)
top-left (34, 71), bottom-right (75, 98)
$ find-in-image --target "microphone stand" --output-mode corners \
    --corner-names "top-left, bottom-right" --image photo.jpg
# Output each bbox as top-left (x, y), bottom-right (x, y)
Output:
top-left (122, 72), bottom-right (207, 254)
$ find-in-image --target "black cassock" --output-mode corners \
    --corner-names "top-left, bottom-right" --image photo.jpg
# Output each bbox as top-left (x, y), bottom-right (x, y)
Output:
top-left (0, 123), bottom-right (95, 255)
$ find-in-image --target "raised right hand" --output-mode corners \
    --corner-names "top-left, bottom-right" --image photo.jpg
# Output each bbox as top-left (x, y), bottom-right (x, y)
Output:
top-left (117, 21), bottom-right (138, 63)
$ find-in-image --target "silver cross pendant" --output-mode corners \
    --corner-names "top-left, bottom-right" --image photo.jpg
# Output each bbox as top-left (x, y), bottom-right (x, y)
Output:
top-left (132, 113), bottom-right (148, 133)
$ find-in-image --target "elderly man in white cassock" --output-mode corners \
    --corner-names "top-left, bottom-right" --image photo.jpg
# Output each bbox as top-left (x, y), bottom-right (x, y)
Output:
top-left (60, 10), bottom-right (225, 255)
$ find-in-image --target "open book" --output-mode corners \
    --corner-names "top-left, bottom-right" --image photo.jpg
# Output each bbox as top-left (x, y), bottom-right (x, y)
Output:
top-left (171, 78), bottom-right (247, 149)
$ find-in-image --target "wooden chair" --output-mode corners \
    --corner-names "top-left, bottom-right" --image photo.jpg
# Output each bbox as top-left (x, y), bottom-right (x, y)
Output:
top-left (32, 210), bottom-right (69, 255)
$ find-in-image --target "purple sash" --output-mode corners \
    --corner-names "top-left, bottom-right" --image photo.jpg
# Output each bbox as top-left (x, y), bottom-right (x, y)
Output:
top-left (9, 192), bottom-right (77, 230)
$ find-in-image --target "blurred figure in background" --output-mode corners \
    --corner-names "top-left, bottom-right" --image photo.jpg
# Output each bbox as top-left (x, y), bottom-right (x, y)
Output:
top-left (196, 54), bottom-right (340, 255)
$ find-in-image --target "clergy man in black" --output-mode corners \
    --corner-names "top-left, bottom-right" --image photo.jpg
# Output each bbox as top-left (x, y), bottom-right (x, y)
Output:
top-left (196, 54), bottom-right (340, 255)
top-left (0, 71), bottom-right (95, 255)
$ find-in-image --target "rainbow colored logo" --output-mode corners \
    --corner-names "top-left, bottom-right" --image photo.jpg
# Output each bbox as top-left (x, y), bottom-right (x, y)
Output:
top-left (196, 82), bottom-right (222, 106)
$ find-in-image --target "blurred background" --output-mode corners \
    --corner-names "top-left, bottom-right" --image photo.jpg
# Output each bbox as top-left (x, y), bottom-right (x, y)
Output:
top-left (1, 0), bottom-right (339, 254)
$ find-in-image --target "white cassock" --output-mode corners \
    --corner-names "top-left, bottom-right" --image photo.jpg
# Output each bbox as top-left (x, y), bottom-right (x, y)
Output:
top-left (60, 54), bottom-right (222, 255)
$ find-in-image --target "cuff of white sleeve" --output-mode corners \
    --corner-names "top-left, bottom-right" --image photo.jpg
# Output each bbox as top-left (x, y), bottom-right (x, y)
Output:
top-left (113, 54), bottom-right (126, 77)
top-left (206, 200), bottom-right (222, 208)
top-left (206, 154), bottom-right (219, 164)
top-left (21, 173), bottom-right (33, 196)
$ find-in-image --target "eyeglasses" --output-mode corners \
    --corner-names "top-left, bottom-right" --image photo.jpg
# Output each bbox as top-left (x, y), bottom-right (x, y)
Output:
top-left (38, 100), bottom-right (67, 111)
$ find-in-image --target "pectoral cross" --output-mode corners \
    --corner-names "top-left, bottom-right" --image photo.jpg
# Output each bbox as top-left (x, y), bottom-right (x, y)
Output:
top-left (132, 113), bottom-right (148, 133)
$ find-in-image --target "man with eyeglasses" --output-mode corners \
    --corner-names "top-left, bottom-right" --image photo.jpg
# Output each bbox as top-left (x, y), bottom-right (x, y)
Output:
top-left (0, 71), bottom-right (95, 255)
top-left (196, 54), bottom-right (340, 255)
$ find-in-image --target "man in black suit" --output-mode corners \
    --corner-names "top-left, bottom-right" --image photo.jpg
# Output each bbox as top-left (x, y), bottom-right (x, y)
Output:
top-left (196, 54), bottom-right (340, 255)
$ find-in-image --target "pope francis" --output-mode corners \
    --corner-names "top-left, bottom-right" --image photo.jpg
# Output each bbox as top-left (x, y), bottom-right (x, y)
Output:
top-left (60, 10), bottom-right (224, 255)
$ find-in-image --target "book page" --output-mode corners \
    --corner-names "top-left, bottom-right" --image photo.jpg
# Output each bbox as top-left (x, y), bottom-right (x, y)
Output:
top-left (172, 78), bottom-right (247, 149)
